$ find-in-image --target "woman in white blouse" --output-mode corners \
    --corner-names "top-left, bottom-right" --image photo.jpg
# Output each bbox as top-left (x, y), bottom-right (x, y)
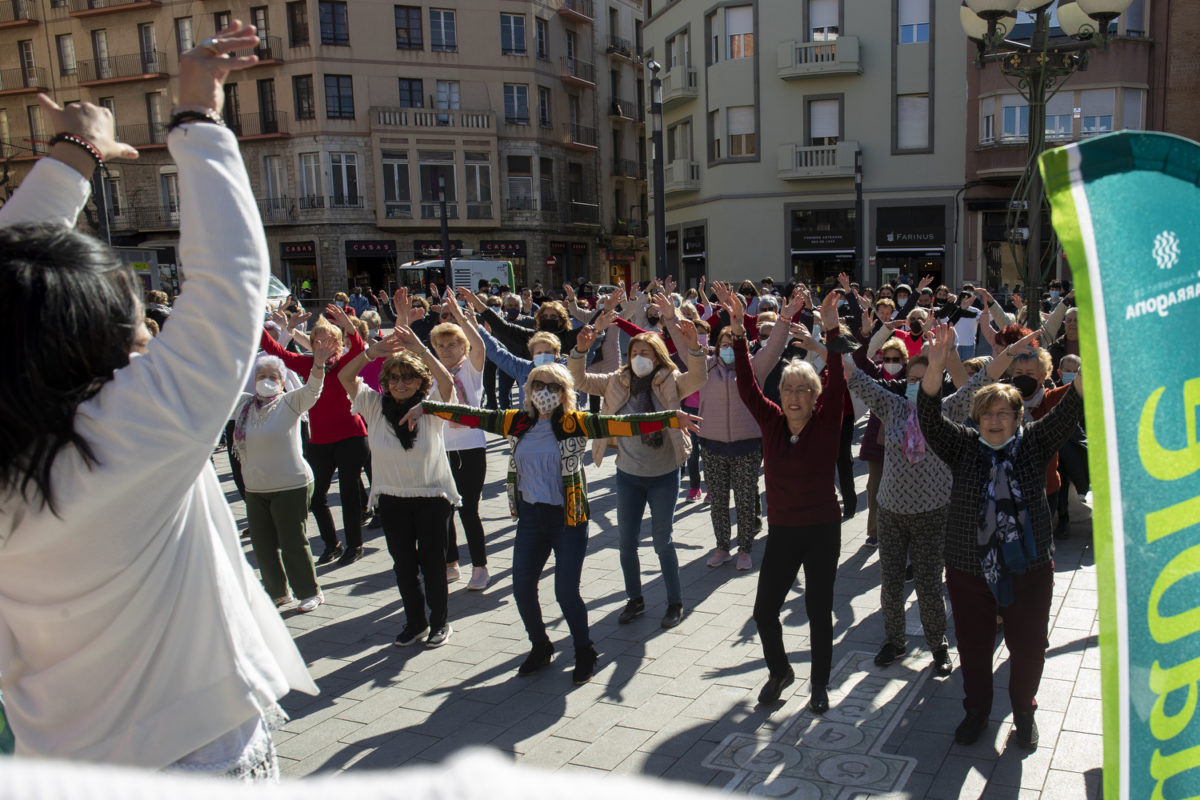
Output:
top-left (234, 335), bottom-right (335, 613)
top-left (339, 327), bottom-right (460, 649)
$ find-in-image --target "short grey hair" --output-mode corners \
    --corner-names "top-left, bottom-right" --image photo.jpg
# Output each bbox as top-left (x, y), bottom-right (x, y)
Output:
top-left (779, 358), bottom-right (821, 399)
top-left (361, 309), bottom-right (381, 331)
top-left (757, 296), bottom-right (779, 313)
top-left (253, 354), bottom-right (286, 380)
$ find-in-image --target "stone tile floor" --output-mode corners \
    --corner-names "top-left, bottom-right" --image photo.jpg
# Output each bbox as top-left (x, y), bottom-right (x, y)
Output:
top-left (217, 431), bottom-right (1102, 799)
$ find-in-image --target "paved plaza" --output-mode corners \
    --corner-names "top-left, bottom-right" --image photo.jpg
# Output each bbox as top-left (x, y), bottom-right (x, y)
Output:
top-left (218, 429), bottom-right (1103, 799)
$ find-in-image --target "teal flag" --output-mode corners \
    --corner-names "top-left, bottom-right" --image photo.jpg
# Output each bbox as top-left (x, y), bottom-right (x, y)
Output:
top-left (1042, 131), bottom-right (1200, 800)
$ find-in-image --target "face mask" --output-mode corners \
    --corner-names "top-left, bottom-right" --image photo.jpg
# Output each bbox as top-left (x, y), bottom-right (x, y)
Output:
top-left (646, 314), bottom-right (660, 325)
top-left (256, 379), bottom-right (281, 398)
top-left (631, 355), bottom-right (656, 377)
top-left (1061, 371), bottom-right (1077, 384)
top-left (910, 321), bottom-right (923, 336)
top-left (335, 300), bottom-right (345, 308)
top-left (506, 308), bottom-right (521, 320)
top-left (532, 352), bottom-right (556, 367)
top-left (980, 432), bottom-right (1017, 451)
top-left (538, 318), bottom-right (561, 332)
top-left (719, 346), bottom-right (735, 365)
top-left (905, 382), bottom-right (920, 404)
top-left (897, 295), bottom-right (909, 305)
top-left (1049, 290), bottom-right (1061, 299)
top-left (1011, 374), bottom-right (1040, 399)
top-left (531, 387), bottom-right (560, 415)
top-left (882, 362), bottom-right (903, 376)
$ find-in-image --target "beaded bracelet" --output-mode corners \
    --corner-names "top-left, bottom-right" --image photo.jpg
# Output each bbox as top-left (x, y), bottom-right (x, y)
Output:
top-left (47, 133), bottom-right (103, 169)
top-left (166, 109), bottom-right (225, 134)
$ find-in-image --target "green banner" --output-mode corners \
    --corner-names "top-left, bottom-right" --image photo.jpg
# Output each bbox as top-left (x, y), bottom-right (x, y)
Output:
top-left (1042, 131), bottom-right (1200, 800)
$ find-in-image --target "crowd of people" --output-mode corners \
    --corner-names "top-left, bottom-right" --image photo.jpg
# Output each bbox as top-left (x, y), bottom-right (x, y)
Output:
top-left (0, 22), bottom-right (1092, 781)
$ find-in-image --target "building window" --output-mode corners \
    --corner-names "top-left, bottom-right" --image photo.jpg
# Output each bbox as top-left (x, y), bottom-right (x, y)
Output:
top-left (727, 105), bottom-right (755, 156)
top-left (419, 150), bottom-right (457, 219)
top-left (808, 98), bottom-right (839, 146)
top-left (507, 155), bottom-right (534, 210)
top-left (56, 34), bottom-right (76, 76)
top-left (980, 97), bottom-right (995, 144)
top-left (138, 23), bottom-right (159, 69)
top-left (465, 152), bottom-right (492, 219)
top-left (161, 172), bottom-right (181, 219)
top-left (145, 91), bottom-right (165, 142)
top-left (299, 152), bottom-right (322, 206)
top-left (538, 86), bottom-right (552, 128)
top-left (430, 9), bottom-right (457, 52)
top-left (213, 11), bottom-right (231, 32)
top-left (898, 0), bottom-right (929, 43)
top-left (0, 109), bottom-right (9, 158)
top-left (98, 96), bottom-right (116, 126)
top-left (504, 84), bottom-right (529, 125)
top-left (435, 79), bottom-right (460, 124)
top-left (668, 118), bottom-right (691, 161)
top-left (1001, 100), bottom-right (1028, 141)
top-left (382, 150), bottom-right (411, 218)
top-left (709, 109), bottom-right (720, 159)
top-left (1081, 88), bottom-right (1114, 137)
top-left (329, 152), bottom-right (359, 207)
top-left (174, 18), bottom-right (194, 55)
top-left (667, 32), bottom-right (689, 69)
top-left (395, 5), bottom-right (422, 49)
top-left (318, 1), bottom-right (349, 46)
top-left (103, 170), bottom-right (123, 218)
top-left (287, 1), bottom-right (309, 46)
top-left (809, 0), bottom-right (839, 40)
top-left (501, 13), bottom-right (526, 55)
top-left (1121, 88), bottom-right (1144, 131)
top-left (725, 6), bottom-right (754, 60)
top-left (293, 74), bottom-right (315, 119)
top-left (324, 74), bottom-right (354, 119)
top-left (222, 83), bottom-right (241, 131)
top-left (263, 154), bottom-right (285, 200)
top-left (1045, 92), bottom-right (1073, 140)
top-left (535, 17), bottom-right (549, 59)
top-left (896, 94), bottom-right (929, 150)
top-left (398, 78), bottom-right (423, 108)
top-left (539, 157), bottom-right (555, 208)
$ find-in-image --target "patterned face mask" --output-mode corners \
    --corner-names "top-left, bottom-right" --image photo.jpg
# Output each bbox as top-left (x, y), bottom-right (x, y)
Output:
top-left (531, 387), bottom-right (561, 415)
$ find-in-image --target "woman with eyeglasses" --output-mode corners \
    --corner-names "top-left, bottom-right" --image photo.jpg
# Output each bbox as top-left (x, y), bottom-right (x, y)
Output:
top-left (402, 362), bottom-right (700, 684)
top-left (338, 327), bottom-right (460, 649)
top-left (917, 322), bottom-right (1083, 752)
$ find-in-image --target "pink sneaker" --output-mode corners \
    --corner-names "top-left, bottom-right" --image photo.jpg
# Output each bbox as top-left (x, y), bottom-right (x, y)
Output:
top-left (703, 491), bottom-right (711, 503)
top-left (736, 551), bottom-right (753, 571)
top-left (687, 488), bottom-right (702, 502)
top-left (707, 548), bottom-right (732, 567)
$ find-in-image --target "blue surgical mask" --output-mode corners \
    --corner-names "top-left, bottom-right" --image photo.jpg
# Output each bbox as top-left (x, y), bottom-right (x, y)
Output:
top-left (1061, 371), bottom-right (1076, 384)
top-left (905, 382), bottom-right (920, 404)
top-left (335, 300), bottom-right (345, 308)
top-left (1049, 290), bottom-right (1061, 299)
top-left (532, 352), bottom-right (555, 367)
top-left (980, 432), bottom-right (1017, 451)
top-left (719, 346), bottom-right (735, 365)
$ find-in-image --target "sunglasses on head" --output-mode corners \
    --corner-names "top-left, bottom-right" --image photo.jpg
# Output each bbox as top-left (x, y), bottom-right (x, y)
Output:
top-left (530, 380), bottom-right (563, 393)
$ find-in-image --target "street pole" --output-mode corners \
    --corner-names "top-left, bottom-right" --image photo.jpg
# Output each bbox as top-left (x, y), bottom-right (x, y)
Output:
top-left (91, 169), bottom-right (110, 246)
top-left (649, 61), bottom-right (667, 281)
top-left (1022, 9), bottom-right (1050, 333)
top-left (438, 171), bottom-right (451, 280)
top-left (854, 150), bottom-right (864, 285)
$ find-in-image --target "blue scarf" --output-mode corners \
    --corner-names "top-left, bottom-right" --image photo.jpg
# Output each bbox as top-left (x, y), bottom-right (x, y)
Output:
top-left (976, 429), bottom-right (1036, 606)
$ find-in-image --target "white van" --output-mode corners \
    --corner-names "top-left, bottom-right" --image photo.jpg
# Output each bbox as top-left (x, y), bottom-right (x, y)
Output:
top-left (397, 259), bottom-right (516, 297)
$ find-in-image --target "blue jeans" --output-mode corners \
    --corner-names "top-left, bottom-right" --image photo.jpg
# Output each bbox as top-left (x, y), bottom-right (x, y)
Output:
top-left (957, 344), bottom-right (977, 362)
top-left (616, 468), bottom-right (683, 606)
top-left (514, 501), bottom-right (591, 650)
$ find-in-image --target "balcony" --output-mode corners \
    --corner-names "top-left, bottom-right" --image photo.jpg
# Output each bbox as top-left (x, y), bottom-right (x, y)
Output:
top-left (329, 194), bottom-right (364, 210)
top-left (664, 158), bottom-right (700, 194)
top-left (111, 205), bottom-right (178, 231)
top-left (68, 0), bottom-right (161, 17)
top-left (257, 197), bottom-right (297, 224)
top-left (420, 202), bottom-right (460, 220)
top-left (558, 0), bottom-right (593, 24)
top-left (563, 200), bottom-right (600, 225)
top-left (608, 97), bottom-right (634, 121)
top-left (370, 107), bottom-right (495, 134)
top-left (561, 57), bottom-right (596, 88)
top-left (777, 141), bottom-right (860, 180)
top-left (247, 35), bottom-right (284, 65)
top-left (507, 196), bottom-right (538, 212)
top-left (76, 50), bottom-right (168, 86)
top-left (606, 35), bottom-right (635, 60)
top-left (611, 158), bottom-right (640, 179)
top-left (777, 37), bottom-right (862, 79)
top-left (563, 122), bottom-right (598, 150)
top-left (611, 219), bottom-right (647, 237)
top-left (0, 65), bottom-right (46, 95)
top-left (227, 111), bottom-right (290, 139)
top-left (0, 0), bottom-right (38, 28)
top-left (117, 122), bottom-right (167, 148)
top-left (661, 68), bottom-right (698, 109)
top-left (466, 201), bottom-right (493, 219)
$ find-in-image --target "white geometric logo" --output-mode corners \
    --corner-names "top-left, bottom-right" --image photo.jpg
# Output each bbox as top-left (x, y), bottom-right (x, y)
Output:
top-left (1153, 230), bottom-right (1180, 270)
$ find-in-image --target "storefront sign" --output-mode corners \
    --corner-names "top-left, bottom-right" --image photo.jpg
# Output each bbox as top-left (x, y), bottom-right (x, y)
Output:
top-left (413, 239), bottom-right (462, 257)
top-left (345, 240), bottom-right (397, 256)
top-left (875, 205), bottom-right (945, 248)
top-left (479, 240), bottom-right (527, 258)
top-left (666, 230), bottom-right (679, 249)
top-left (794, 231), bottom-right (854, 250)
top-left (282, 241), bottom-right (315, 257)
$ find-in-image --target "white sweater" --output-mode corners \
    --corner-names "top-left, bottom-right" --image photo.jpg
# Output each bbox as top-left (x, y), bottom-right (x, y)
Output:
top-left (233, 370), bottom-right (322, 493)
top-left (0, 125), bottom-right (317, 768)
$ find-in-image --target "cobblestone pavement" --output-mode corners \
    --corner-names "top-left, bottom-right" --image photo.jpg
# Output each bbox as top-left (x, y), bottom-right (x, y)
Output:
top-left (217, 428), bottom-right (1103, 799)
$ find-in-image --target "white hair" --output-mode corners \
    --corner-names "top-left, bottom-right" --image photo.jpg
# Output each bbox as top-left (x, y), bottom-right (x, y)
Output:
top-left (253, 354), bottom-right (286, 380)
top-left (779, 358), bottom-right (822, 398)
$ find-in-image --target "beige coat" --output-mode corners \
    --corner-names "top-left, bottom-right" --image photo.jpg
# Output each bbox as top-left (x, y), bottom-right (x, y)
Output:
top-left (568, 346), bottom-right (709, 468)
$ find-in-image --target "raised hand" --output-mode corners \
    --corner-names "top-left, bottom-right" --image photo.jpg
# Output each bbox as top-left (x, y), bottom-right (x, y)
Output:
top-left (675, 409), bottom-right (703, 435)
top-left (177, 20), bottom-right (261, 115)
top-left (819, 289), bottom-right (840, 333)
top-left (837, 271), bottom-right (851, 291)
top-left (1012, 293), bottom-right (1024, 310)
top-left (1006, 328), bottom-right (1042, 358)
top-left (604, 287), bottom-right (627, 311)
top-left (677, 317), bottom-right (700, 351)
top-left (324, 302), bottom-right (353, 333)
top-left (594, 309), bottom-right (617, 333)
top-left (268, 309), bottom-right (287, 329)
top-left (287, 309), bottom-right (311, 330)
top-left (783, 287), bottom-right (806, 319)
top-left (310, 333), bottom-right (340, 365)
top-left (458, 286), bottom-right (486, 313)
top-left (726, 290), bottom-right (746, 336)
top-left (391, 325), bottom-right (424, 352)
top-left (977, 288), bottom-right (996, 307)
top-left (575, 324), bottom-right (597, 353)
top-left (712, 280), bottom-right (732, 307)
top-left (650, 292), bottom-right (676, 321)
top-left (38, 95), bottom-right (139, 165)
top-left (925, 321), bottom-right (954, 370)
top-left (790, 322), bottom-right (820, 352)
top-left (626, 279), bottom-right (640, 302)
top-left (917, 274), bottom-right (934, 291)
top-left (665, 274), bottom-right (677, 296)
top-left (562, 282), bottom-right (577, 302)
top-left (861, 306), bottom-right (875, 334)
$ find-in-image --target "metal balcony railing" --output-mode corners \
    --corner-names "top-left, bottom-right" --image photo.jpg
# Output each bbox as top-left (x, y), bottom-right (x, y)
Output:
top-left (606, 35), bottom-right (633, 58)
top-left (257, 196), bottom-right (296, 223)
top-left (565, 122), bottom-right (598, 148)
top-left (564, 200), bottom-right (599, 224)
top-left (776, 141), bottom-right (859, 180)
top-left (371, 107), bottom-right (495, 132)
top-left (76, 49), bottom-right (167, 83)
top-left (611, 219), bottom-right (647, 237)
top-left (561, 57), bottom-right (595, 85)
top-left (116, 122), bottom-right (167, 147)
top-left (69, 0), bottom-right (161, 13)
top-left (609, 97), bottom-right (633, 119)
top-left (298, 195), bottom-right (325, 210)
top-left (612, 158), bottom-right (640, 178)
top-left (0, 65), bottom-right (45, 92)
top-left (247, 35), bottom-right (284, 62)
top-left (0, 0), bottom-right (37, 23)
top-left (227, 111), bottom-right (290, 137)
top-left (329, 194), bottom-right (364, 209)
top-left (507, 196), bottom-right (538, 211)
top-left (421, 203), bottom-right (460, 219)
top-left (559, 0), bottom-right (593, 22)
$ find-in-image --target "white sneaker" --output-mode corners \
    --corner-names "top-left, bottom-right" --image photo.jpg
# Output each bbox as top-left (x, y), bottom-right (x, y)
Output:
top-left (446, 563), bottom-right (462, 582)
top-left (467, 566), bottom-right (490, 591)
top-left (298, 593), bottom-right (325, 613)
top-left (273, 594), bottom-right (295, 608)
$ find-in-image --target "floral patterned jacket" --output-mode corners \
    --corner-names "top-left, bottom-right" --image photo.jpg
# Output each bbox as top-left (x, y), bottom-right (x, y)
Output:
top-left (422, 402), bottom-right (682, 526)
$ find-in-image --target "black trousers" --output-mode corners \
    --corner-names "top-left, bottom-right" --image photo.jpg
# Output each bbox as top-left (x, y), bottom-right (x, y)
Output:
top-left (497, 370), bottom-right (517, 410)
top-left (306, 435), bottom-right (369, 550)
top-left (379, 495), bottom-right (452, 632)
top-left (446, 447), bottom-right (488, 566)
top-left (224, 419), bottom-right (246, 501)
top-left (835, 415), bottom-right (857, 516)
top-left (753, 520), bottom-right (841, 685)
top-left (483, 359), bottom-right (499, 410)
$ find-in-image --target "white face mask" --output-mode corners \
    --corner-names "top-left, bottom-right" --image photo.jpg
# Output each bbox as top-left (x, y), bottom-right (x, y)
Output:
top-left (882, 362), bottom-right (903, 376)
top-left (532, 352), bottom-right (556, 367)
top-left (531, 387), bottom-right (560, 415)
top-left (980, 432), bottom-right (1017, 451)
top-left (256, 379), bottom-right (281, 398)
top-left (631, 355), bottom-right (656, 377)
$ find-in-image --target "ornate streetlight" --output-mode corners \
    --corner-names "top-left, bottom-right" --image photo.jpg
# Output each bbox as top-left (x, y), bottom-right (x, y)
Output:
top-left (961, 0), bottom-right (1133, 329)
top-left (647, 59), bottom-right (667, 281)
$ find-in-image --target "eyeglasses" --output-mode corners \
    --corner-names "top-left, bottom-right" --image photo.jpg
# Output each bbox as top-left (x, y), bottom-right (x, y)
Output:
top-left (880, 356), bottom-right (904, 364)
top-left (780, 386), bottom-right (814, 395)
top-left (385, 372), bottom-right (421, 385)
top-left (530, 380), bottom-right (564, 393)
top-left (980, 410), bottom-right (1016, 421)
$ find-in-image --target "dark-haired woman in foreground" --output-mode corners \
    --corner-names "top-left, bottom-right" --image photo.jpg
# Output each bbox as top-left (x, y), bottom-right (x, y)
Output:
top-left (0, 24), bottom-right (315, 775)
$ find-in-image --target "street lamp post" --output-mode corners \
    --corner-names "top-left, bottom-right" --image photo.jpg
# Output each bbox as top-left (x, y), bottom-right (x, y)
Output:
top-left (438, 171), bottom-right (452, 277)
top-left (648, 60), bottom-right (667, 281)
top-left (961, 0), bottom-right (1133, 331)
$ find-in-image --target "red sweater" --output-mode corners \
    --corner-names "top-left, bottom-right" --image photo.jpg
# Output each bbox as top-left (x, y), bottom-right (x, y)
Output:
top-left (733, 336), bottom-right (845, 526)
top-left (259, 329), bottom-right (368, 444)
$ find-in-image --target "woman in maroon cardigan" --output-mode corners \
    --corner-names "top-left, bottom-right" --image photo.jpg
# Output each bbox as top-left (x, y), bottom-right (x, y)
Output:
top-left (728, 290), bottom-right (846, 713)
top-left (259, 303), bottom-right (369, 566)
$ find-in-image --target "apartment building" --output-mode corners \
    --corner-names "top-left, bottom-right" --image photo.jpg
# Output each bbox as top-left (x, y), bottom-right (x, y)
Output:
top-left (962, 1), bottom-right (1168, 292)
top-left (0, 0), bottom-right (648, 296)
top-left (642, 0), bottom-right (967, 290)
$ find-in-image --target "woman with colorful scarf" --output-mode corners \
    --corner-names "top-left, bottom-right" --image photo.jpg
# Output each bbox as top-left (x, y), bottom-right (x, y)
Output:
top-left (403, 363), bottom-right (700, 684)
top-left (233, 335), bottom-right (337, 612)
top-left (917, 322), bottom-right (1084, 752)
